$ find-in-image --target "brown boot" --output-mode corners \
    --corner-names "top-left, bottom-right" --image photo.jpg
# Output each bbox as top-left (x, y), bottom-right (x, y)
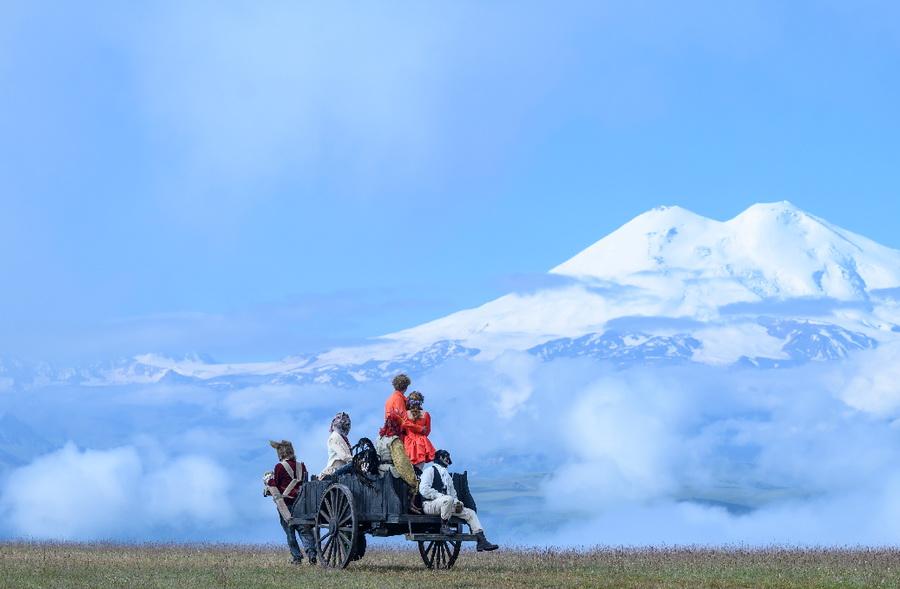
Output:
top-left (408, 491), bottom-right (422, 514)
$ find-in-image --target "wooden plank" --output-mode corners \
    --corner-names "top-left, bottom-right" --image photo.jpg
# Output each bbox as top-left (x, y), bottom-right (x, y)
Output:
top-left (404, 533), bottom-right (479, 542)
top-left (399, 514), bottom-right (444, 523)
top-left (397, 514), bottom-right (468, 524)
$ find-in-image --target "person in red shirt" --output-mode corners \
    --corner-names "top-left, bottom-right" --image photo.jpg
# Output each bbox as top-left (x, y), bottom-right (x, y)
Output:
top-left (385, 373), bottom-right (411, 424)
top-left (265, 440), bottom-right (316, 564)
top-left (403, 390), bottom-right (436, 468)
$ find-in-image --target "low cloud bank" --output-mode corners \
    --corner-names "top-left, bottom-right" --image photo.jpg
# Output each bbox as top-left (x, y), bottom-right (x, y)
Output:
top-left (0, 443), bottom-right (233, 541)
top-left (2, 345), bottom-right (900, 545)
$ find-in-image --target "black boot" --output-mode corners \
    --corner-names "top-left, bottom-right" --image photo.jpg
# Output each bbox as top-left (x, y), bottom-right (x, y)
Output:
top-left (475, 531), bottom-right (498, 552)
top-left (439, 521), bottom-right (454, 536)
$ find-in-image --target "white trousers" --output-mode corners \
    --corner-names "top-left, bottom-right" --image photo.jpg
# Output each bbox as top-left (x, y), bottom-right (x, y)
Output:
top-left (423, 495), bottom-right (483, 533)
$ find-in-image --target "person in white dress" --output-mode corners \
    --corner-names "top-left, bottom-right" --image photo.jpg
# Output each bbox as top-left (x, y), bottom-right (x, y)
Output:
top-left (319, 411), bottom-right (352, 478)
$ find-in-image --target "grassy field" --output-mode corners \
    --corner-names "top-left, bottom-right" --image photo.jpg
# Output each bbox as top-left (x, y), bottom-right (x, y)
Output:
top-left (2, 543), bottom-right (899, 589)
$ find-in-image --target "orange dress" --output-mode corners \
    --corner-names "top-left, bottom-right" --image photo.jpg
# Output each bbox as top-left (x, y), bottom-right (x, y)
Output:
top-left (403, 410), bottom-right (436, 465)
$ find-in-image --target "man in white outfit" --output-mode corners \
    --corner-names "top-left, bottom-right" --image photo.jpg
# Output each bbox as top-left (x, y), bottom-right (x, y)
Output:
top-left (419, 449), bottom-right (498, 552)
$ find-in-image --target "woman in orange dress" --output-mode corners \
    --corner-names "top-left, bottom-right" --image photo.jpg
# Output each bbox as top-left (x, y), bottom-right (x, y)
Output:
top-left (403, 390), bottom-right (436, 469)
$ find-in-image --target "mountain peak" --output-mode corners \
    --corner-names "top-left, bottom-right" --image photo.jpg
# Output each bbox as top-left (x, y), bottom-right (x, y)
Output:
top-left (731, 200), bottom-right (816, 225)
top-left (625, 204), bottom-right (709, 227)
top-left (549, 201), bottom-right (900, 301)
top-left (550, 204), bottom-right (714, 279)
top-left (741, 200), bottom-right (801, 213)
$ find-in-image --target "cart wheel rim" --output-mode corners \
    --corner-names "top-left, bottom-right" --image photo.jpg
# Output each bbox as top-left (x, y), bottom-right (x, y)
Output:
top-left (417, 539), bottom-right (461, 570)
top-left (314, 484), bottom-right (357, 568)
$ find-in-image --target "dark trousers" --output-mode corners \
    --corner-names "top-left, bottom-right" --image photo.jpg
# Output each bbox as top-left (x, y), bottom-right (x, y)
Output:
top-left (280, 516), bottom-right (316, 561)
top-left (331, 462), bottom-right (355, 477)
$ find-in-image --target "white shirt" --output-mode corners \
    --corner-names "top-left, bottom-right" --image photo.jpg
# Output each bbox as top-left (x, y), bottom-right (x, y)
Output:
top-left (375, 434), bottom-right (400, 477)
top-left (419, 462), bottom-right (457, 502)
top-left (319, 430), bottom-right (352, 476)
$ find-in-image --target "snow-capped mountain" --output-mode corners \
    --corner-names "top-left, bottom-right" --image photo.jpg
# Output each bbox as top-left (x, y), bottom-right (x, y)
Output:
top-left (386, 202), bottom-right (900, 349)
top-left (6, 201), bottom-right (900, 389)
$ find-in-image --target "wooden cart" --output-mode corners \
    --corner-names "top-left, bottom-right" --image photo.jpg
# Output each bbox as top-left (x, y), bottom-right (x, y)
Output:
top-left (289, 470), bottom-right (479, 569)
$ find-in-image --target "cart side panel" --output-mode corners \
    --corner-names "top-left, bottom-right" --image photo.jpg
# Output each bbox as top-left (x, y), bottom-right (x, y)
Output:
top-left (354, 473), bottom-right (409, 523)
top-left (386, 473), bottom-right (409, 515)
top-left (290, 474), bottom-right (413, 525)
top-left (291, 479), bottom-right (327, 521)
top-left (339, 474), bottom-right (392, 522)
top-left (453, 471), bottom-right (477, 512)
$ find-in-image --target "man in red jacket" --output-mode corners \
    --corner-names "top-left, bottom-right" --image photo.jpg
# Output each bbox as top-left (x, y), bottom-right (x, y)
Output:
top-left (264, 440), bottom-right (316, 564)
top-left (385, 373), bottom-right (411, 425)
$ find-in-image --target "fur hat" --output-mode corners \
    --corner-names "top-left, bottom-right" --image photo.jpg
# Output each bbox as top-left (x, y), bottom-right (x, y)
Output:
top-left (269, 439), bottom-right (295, 461)
top-left (392, 373), bottom-right (411, 392)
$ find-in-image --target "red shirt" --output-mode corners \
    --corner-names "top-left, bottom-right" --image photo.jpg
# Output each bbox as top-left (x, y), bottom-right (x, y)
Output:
top-left (272, 459), bottom-right (306, 506)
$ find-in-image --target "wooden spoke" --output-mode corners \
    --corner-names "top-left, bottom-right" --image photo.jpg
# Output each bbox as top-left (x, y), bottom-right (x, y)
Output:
top-left (333, 536), bottom-right (343, 564)
top-left (338, 532), bottom-right (352, 562)
top-left (314, 484), bottom-right (359, 569)
top-left (321, 533), bottom-right (335, 555)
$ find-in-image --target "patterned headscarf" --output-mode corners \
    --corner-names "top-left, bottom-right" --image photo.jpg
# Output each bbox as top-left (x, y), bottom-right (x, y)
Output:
top-left (407, 390), bottom-right (424, 420)
top-left (406, 390), bottom-right (424, 410)
top-left (330, 412), bottom-right (351, 446)
top-left (330, 411), bottom-right (351, 434)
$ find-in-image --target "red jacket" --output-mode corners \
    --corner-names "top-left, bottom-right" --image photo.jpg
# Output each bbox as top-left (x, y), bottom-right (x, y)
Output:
top-left (403, 411), bottom-right (436, 465)
top-left (385, 390), bottom-right (408, 424)
top-left (272, 459), bottom-right (306, 506)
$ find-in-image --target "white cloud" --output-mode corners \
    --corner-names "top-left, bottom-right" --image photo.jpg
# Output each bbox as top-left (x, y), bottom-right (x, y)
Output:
top-left (1, 444), bottom-right (140, 540)
top-left (548, 379), bottom-right (680, 505)
top-left (145, 455), bottom-right (231, 525)
top-left (0, 443), bottom-right (234, 540)
top-left (834, 342), bottom-right (900, 416)
top-left (4, 346), bottom-right (900, 545)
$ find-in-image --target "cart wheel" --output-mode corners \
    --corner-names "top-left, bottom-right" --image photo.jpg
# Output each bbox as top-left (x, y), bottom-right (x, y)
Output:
top-left (314, 484), bottom-right (357, 569)
top-left (418, 539), bottom-right (461, 570)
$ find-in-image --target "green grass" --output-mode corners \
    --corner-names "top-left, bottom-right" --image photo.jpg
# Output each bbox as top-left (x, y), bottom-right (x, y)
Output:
top-left (2, 543), bottom-right (900, 589)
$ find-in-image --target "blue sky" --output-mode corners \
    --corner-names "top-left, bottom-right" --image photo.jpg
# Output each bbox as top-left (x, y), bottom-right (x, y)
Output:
top-left (2, 1), bottom-right (899, 362)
